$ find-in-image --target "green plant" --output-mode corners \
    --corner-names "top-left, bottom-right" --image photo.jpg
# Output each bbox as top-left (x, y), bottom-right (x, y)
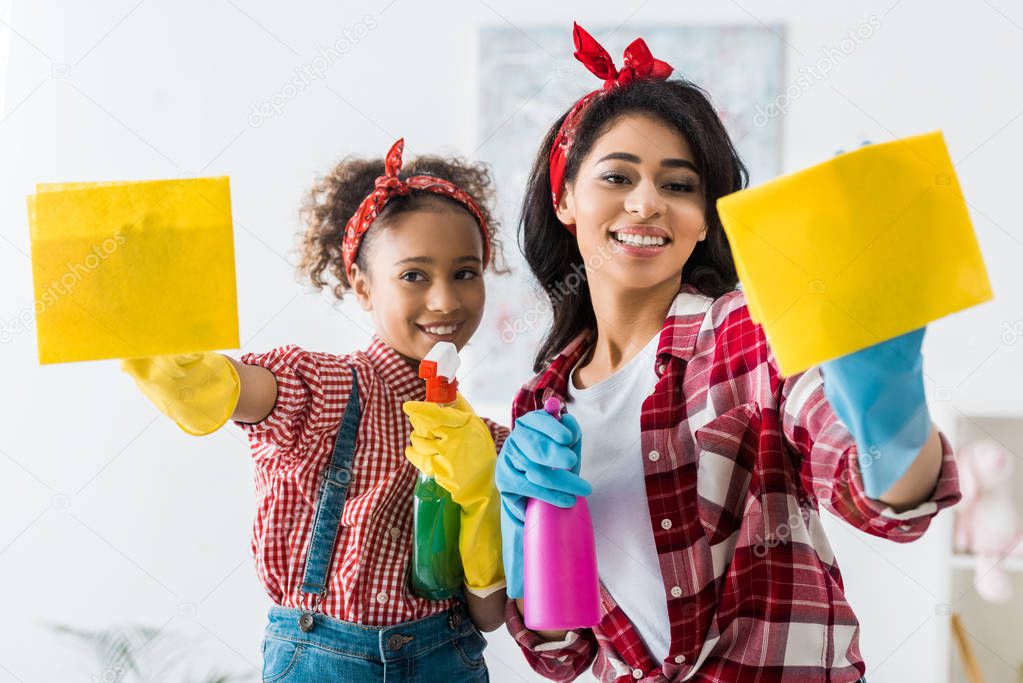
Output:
top-left (50, 622), bottom-right (253, 682)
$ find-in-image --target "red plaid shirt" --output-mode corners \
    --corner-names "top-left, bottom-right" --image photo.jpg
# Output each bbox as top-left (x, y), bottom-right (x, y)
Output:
top-left (235, 337), bottom-right (508, 626)
top-left (504, 286), bottom-right (960, 682)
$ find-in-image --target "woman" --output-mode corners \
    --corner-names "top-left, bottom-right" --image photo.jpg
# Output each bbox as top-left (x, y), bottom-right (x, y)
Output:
top-left (492, 24), bottom-right (959, 682)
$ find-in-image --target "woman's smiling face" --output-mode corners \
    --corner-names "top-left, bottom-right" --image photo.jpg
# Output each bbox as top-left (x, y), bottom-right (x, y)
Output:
top-left (556, 113), bottom-right (708, 293)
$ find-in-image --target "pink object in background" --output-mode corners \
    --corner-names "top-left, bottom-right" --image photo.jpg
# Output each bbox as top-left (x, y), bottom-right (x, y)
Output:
top-left (954, 439), bottom-right (1023, 603)
top-left (522, 397), bottom-right (601, 630)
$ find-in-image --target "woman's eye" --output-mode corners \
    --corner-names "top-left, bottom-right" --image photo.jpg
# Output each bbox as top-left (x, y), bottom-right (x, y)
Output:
top-left (400, 271), bottom-right (426, 282)
top-left (455, 269), bottom-right (480, 280)
top-left (600, 172), bottom-right (630, 185)
top-left (665, 181), bottom-right (698, 193)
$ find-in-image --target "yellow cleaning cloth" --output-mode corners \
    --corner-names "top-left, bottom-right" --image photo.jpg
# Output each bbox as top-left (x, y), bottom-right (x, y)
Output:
top-left (717, 131), bottom-right (992, 376)
top-left (27, 177), bottom-right (239, 364)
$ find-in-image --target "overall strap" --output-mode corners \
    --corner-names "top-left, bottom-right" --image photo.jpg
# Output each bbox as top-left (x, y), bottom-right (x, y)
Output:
top-left (297, 368), bottom-right (361, 630)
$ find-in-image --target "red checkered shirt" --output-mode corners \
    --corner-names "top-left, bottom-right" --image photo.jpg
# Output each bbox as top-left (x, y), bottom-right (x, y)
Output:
top-left (504, 286), bottom-right (960, 682)
top-left (235, 337), bottom-right (508, 626)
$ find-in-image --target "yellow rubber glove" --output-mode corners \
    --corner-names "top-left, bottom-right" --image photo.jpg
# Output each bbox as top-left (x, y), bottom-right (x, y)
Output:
top-left (403, 394), bottom-right (505, 596)
top-left (121, 353), bottom-right (241, 436)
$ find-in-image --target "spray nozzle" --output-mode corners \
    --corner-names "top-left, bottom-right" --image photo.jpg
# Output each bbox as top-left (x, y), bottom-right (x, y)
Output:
top-left (419, 342), bottom-right (461, 404)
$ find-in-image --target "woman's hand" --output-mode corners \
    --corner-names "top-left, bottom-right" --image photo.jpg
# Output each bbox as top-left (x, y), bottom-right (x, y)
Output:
top-left (821, 327), bottom-right (935, 499)
top-left (495, 408), bottom-right (591, 599)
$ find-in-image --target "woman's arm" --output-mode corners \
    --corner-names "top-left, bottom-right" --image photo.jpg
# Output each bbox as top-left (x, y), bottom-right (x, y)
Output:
top-left (504, 597), bottom-right (599, 679)
top-left (779, 364), bottom-right (960, 541)
top-left (515, 598), bottom-right (568, 641)
top-left (873, 425), bottom-right (943, 512)
top-left (225, 355), bottom-right (277, 424)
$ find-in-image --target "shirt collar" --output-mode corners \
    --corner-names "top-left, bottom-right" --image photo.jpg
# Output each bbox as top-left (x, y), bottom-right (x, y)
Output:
top-left (532, 284), bottom-right (717, 399)
top-left (365, 336), bottom-right (426, 402)
top-left (655, 283), bottom-right (717, 362)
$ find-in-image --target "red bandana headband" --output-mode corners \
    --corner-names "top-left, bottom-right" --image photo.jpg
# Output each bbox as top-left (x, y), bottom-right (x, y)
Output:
top-left (342, 138), bottom-right (492, 276)
top-left (549, 23), bottom-right (674, 234)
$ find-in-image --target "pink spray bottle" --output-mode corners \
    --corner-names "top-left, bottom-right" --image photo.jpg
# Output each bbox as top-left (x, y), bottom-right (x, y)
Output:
top-left (522, 397), bottom-right (601, 630)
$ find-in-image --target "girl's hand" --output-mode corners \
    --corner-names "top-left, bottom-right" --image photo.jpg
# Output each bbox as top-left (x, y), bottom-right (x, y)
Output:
top-left (821, 327), bottom-right (933, 498)
top-left (121, 353), bottom-right (241, 436)
top-left (402, 394), bottom-right (505, 595)
top-left (402, 394), bottom-right (497, 504)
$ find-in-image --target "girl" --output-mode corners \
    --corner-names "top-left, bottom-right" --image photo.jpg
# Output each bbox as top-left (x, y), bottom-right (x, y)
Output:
top-left (122, 139), bottom-right (509, 681)
top-left (492, 25), bottom-right (961, 682)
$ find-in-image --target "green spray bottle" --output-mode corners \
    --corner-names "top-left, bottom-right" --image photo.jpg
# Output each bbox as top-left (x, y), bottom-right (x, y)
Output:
top-left (409, 341), bottom-right (464, 599)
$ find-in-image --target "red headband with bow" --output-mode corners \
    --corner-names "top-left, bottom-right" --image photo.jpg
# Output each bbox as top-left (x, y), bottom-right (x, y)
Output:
top-left (342, 138), bottom-right (492, 276)
top-left (549, 23), bottom-right (674, 234)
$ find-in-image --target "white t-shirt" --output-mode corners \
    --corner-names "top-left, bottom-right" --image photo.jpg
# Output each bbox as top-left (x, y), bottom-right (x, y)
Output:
top-left (566, 331), bottom-right (670, 663)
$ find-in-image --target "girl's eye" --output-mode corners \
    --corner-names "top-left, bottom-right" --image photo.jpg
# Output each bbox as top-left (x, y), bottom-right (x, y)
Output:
top-left (400, 271), bottom-right (426, 282)
top-left (455, 269), bottom-right (479, 280)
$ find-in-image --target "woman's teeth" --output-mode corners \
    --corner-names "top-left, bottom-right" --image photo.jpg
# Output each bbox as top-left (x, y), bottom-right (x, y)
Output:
top-left (612, 232), bottom-right (668, 247)
top-left (422, 324), bottom-right (458, 335)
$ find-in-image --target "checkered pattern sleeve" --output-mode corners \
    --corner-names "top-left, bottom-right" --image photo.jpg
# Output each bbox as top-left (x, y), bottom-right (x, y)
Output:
top-left (777, 361), bottom-right (961, 541)
top-left (234, 344), bottom-right (354, 455)
top-left (482, 417), bottom-right (510, 453)
top-left (503, 598), bottom-right (599, 681)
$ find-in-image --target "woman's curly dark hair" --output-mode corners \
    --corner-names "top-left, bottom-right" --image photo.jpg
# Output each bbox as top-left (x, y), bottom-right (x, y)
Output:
top-left (298, 154), bottom-right (507, 299)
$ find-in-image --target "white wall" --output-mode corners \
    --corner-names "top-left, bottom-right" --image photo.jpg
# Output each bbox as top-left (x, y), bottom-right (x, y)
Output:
top-left (1, 1), bottom-right (1020, 681)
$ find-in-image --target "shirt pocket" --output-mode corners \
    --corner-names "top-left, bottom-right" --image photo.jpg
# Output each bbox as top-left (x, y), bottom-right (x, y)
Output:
top-left (339, 485), bottom-right (377, 528)
top-left (338, 455), bottom-right (410, 529)
top-left (695, 403), bottom-right (806, 562)
top-left (694, 403), bottom-right (761, 545)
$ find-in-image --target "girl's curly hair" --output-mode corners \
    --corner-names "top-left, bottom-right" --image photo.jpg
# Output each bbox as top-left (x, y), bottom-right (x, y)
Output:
top-left (298, 153), bottom-right (506, 300)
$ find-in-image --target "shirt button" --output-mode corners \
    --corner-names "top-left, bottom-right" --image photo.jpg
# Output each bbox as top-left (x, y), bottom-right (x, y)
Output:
top-left (656, 363), bottom-right (666, 376)
top-left (661, 518), bottom-right (673, 530)
top-left (632, 669), bottom-right (643, 679)
top-left (648, 450), bottom-right (661, 462)
top-left (376, 591), bottom-right (388, 604)
top-left (389, 527), bottom-right (401, 540)
top-left (670, 586), bottom-right (682, 598)
top-left (674, 654), bottom-right (686, 664)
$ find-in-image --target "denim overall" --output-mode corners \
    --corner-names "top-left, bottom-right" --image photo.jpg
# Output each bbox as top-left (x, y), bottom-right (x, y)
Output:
top-left (261, 370), bottom-right (489, 682)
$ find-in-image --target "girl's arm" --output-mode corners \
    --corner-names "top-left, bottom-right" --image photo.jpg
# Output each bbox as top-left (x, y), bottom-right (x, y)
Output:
top-left (122, 352), bottom-right (254, 436)
top-left (464, 588), bottom-right (507, 632)
top-left (225, 356), bottom-right (278, 424)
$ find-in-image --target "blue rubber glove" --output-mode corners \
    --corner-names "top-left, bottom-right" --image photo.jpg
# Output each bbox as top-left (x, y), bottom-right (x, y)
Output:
top-left (495, 409), bottom-right (591, 598)
top-left (821, 327), bottom-right (932, 499)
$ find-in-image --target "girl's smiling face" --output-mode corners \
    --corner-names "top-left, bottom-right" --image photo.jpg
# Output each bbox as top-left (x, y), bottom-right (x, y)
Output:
top-left (556, 113), bottom-right (708, 293)
top-left (349, 202), bottom-right (486, 364)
